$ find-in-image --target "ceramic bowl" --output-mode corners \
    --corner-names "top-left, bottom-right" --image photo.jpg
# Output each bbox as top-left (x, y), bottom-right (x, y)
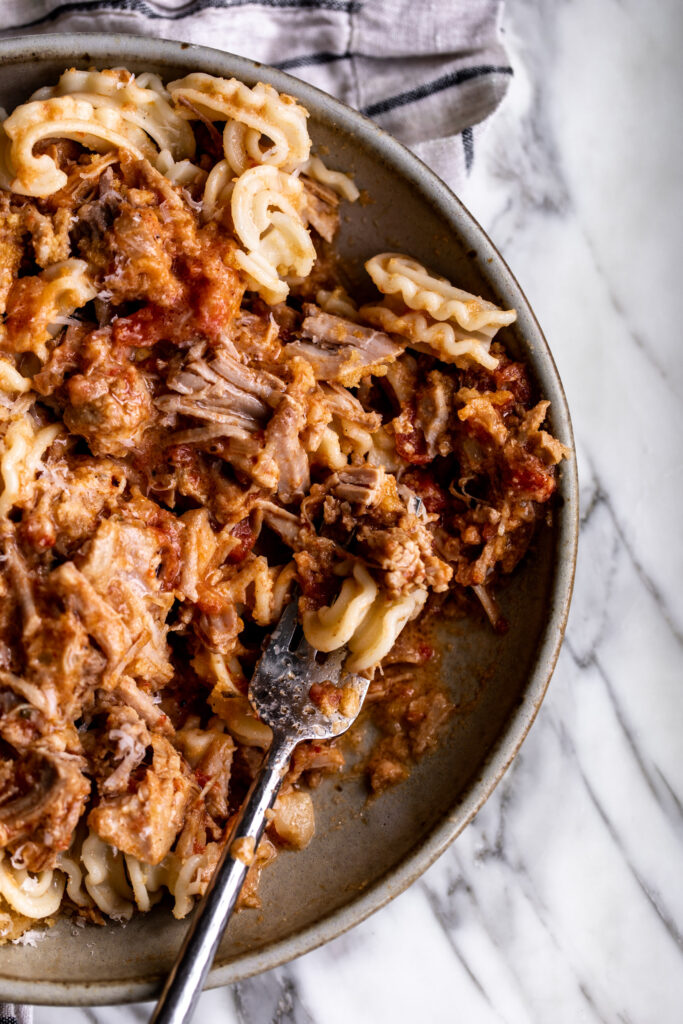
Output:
top-left (0, 33), bottom-right (578, 1005)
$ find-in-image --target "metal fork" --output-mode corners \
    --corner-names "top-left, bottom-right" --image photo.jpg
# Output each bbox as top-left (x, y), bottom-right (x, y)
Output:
top-left (150, 599), bottom-right (369, 1024)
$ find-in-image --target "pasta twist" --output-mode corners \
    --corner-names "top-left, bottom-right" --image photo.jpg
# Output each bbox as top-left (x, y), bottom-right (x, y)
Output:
top-left (359, 303), bottom-right (501, 371)
top-left (345, 587), bottom-right (427, 672)
top-left (31, 67), bottom-right (196, 162)
top-left (0, 96), bottom-right (156, 196)
top-left (201, 158), bottom-right (234, 221)
top-left (0, 414), bottom-right (60, 518)
top-left (302, 563), bottom-right (427, 672)
top-left (301, 156), bottom-right (360, 202)
top-left (302, 563), bottom-right (378, 651)
top-left (80, 830), bottom-right (134, 921)
top-left (71, 829), bottom-right (219, 921)
top-left (168, 73), bottom-right (311, 174)
top-left (231, 165), bottom-right (315, 304)
top-left (0, 855), bottom-right (65, 919)
top-left (0, 359), bottom-right (30, 395)
top-left (156, 147), bottom-right (206, 189)
top-left (365, 254), bottom-right (516, 334)
top-left (4, 258), bottom-right (97, 361)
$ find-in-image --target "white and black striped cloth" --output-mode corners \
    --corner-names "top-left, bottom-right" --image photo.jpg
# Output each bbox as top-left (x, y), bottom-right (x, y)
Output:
top-left (0, 0), bottom-right (512, 190)
top-left (0, 3), bottom-right (510, 1021)
top-left (0, 1007), bottom-right (30, 1024)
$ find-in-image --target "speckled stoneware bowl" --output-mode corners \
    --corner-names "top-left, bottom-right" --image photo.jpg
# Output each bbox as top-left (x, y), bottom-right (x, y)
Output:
top-left (0, 34), bottom-right (578, 1005)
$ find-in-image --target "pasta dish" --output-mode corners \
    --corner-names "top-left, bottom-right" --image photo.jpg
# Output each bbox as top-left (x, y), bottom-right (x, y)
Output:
top-left (0, 67), bottom-right (568, 940)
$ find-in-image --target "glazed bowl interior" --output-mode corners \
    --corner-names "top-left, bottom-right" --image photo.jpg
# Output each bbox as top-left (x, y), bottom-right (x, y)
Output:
top-left (0, 34), bottom-right (578, 1005)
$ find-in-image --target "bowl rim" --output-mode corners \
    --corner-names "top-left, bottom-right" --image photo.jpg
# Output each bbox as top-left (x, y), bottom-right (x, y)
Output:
top-left (0, 31), bottom-right (579, 1005)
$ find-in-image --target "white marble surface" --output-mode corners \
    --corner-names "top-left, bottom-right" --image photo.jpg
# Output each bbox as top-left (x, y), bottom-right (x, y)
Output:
top-left (31, 1), bottom-right (683, 1021)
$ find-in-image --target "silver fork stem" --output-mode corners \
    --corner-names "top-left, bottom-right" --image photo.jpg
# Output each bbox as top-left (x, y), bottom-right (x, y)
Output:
top-left (150, 735), bottom-right (294, 1024)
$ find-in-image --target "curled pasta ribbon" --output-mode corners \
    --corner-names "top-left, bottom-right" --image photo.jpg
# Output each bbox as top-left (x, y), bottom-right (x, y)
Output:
top-left (311, 418), bottom-right (375, 471)
top-left (302, 563), bottom-right (427, 672)
top-left (73, 829), bottom-right (214, 921)
top-left (315, 286), bottom-right (359, 320)
top-left (0, 855), bottom-right (65, 919)
top-left (0, 359), bottom-right (30, 395)
top-left (80, 831), bottom-right (135, 921)
top-left (202, 158), bottom-right (233, 221)
top-left (0, 417), bottom-right (61, 518)
top-left (231, 165), bottom-right (315, 304)
top-left (345, 586), bottom-right (427, 672)
top-left (168, 73), bottom-right (310, 174)
top-left (6, 259), bottom-right (97, 361)
top-left (360, 304), bottom-right (500, 371)
top-left (31, 67), bottom-right (196, 163)
top-left (0, 96), bottom-right (155, 196)
top-left (301, 156), bottom-right (360, 202)
top-left (156, 148), bottom-right (206, 188)
top-left (302, 563), bottom-right (378, 651)
top-left (365, 254), bottom-right (517, 334)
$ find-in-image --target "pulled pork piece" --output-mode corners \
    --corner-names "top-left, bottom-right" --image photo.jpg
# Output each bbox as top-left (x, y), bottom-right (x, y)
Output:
top-left (319, 381), bottom-right (382, 431)
top-left (195, 598), bottom-right (241, 656)
top-left (294, 536), bottom-right (341, 610)
top-left (0, 196), bottom-right (24, 317)
top-left (456, 386), bottom-right (511, 448)
top-left (262, 394), bottom-right (309, 504)
top-left (389, 365), bottom-right (455, 465)
top-left (331, 464), bottom-right (385, 509)
top-left (22, 610), bottom-right (106, 721)
top-left (84, 704), bottom-right (152, 797)
top-left (447, 390), bottom-right (567, 574)
top-left (301, 176), bottom-right (340, 243)
top-left (0, 750), bottom-right (90, 871)
top-left (50, 561), bottom-right (131, 664)
top-left (157, 343), bottom-right (283, 431)
top-left (76, 154), bottom-right (244, 343)
top-left (31, 321), bottom-right (89, 397)
top-left (287, 306), bottom-right (404, 386)
top-left (356, 512), bottom-right (452, 597)
top-left (177, 507), bottom-right (217, 603)
top-left (76, 158), bottom-right (194, 307)
top-left (88, 734), bottom-right (194, 866)
top-left (236, 835), bottom-right (278, 910)
top-left (19, 455), bottom-right (125, 554)
top-left (174, 724), bottom-right (235, 823)
top-left (255, 500), bottom-right (301, 547)
top-left (430, 389), bottom-right (568, 588)
top-left (516, 399), bottom-right (571, 470)
top-left (257, 358), bottom-right (316, 504)
top-left (3, 537), bottom-right (41, 640)
top-left (159, 344), bottom-right (302, 495)
top-left (287, 740), bottom-right (345, 787)
top-left (21, 206), bottom-right (73, 269)
top-left (366, 669), bottom-right (453, 793)
top-left (415, 370), bottom-right (455, 459)
top-left (64, 359), bottom-right (153, 458)
top-left (78, 518), bottom-right (174, 685)
top-left (113, 677), bottom-right (173, 736)
top-left (229, 309), bottom-right (282, 363)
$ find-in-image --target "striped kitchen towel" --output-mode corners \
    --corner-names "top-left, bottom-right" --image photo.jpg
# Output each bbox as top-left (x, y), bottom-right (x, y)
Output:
top-left (0, 0), bottom-right (512, 190)
top-left (0, 1005), bottom-right (31, 1024)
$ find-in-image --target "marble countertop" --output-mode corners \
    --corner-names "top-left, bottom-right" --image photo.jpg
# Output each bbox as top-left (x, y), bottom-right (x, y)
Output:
top-left (30, 1), bottom-right (682, 1021)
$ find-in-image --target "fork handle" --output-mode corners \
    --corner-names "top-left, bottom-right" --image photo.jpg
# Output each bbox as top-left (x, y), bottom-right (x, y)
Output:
top-left (150, 737), bottom-right (293, 1024)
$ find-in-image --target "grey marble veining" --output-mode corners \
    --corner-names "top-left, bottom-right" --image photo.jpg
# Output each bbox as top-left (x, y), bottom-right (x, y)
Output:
top-left (31, 0), bottom-right (683, 1021)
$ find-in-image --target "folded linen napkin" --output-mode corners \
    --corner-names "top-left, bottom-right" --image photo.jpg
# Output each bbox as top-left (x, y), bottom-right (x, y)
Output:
top-left (0, 3), bottom-right (510, 1021)
top-left (0, 0), bottom-right (512, 190)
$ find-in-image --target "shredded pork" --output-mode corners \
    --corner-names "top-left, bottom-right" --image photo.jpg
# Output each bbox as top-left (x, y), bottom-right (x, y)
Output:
top-left (0, 82), bottom-right (567, 937)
